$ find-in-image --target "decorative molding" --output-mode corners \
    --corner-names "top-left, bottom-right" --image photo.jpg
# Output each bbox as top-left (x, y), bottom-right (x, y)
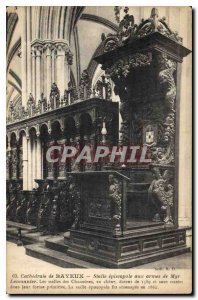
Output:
top-left (101, 7), bottom-right (183, 54)
top-left (105, 52), bottom-right (152, 80)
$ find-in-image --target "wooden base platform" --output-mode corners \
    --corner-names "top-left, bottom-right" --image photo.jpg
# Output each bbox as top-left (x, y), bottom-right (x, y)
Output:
top-left (7, 221), bottom-right (190, 269)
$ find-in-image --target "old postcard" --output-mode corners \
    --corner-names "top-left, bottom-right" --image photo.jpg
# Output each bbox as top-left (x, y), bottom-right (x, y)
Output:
top-left (6, 5), bottom-right (192, 294)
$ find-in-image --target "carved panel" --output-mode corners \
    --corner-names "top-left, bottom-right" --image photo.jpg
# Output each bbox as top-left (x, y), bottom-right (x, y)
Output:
top-left (83, 177), bottom-right (111, 223)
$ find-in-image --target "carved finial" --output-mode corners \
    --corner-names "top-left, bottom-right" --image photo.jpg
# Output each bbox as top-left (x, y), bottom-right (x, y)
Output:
top-left (124, 6), bottom-right (129, 14)
top-left (101, 33), bottom-right (106, 41)
top-left (150, 7), bottom-right (159, 18)
top-left (114, 6), bottom-right (121, 23)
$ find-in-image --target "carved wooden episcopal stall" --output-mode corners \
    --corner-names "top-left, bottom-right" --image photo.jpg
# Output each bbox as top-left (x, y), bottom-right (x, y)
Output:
top-left (66, 8), bottom-right (192, 268)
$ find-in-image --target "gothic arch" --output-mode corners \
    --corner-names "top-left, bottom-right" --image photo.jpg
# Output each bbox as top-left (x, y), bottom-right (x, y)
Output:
top-left (80, 14), bottom-right (118, 32)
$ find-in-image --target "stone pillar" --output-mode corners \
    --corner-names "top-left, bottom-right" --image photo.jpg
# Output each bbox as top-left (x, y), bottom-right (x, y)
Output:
top-left (34, 42), bottom-right (43, 103)
top-left (22, 132), bottom-right (28, 190)
top-left (31, 47), bottom-right (36, 99)
top-left (7, 133), bottom-right (11, 180)
top-left (19, 7), bottom-right (27, 108)
top-left (26, 6), bottom-right (32, 95)
top-left (44, 42), bottom-right (53, 100)
top-left (27, 136), bottom-right (32, 190)
top-left (32, 139), bottom-right (36, 188)
top-left (51, 47), bottom-right (56, 83)
top-left (36, 135), bottom-right (42, 180)
top-left (55, 40), bottom-right (69, 97)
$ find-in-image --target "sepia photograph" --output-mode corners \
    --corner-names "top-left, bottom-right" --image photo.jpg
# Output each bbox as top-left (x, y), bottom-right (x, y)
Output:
top-left (5, 4), bottom-right (192, 295)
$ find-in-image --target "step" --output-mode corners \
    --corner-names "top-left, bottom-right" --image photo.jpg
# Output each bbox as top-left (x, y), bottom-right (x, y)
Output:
top-left (68, 245), bottom-right (190, 269)
top-left (6, 227), bottom-right (60, 245)
top-left (25, 244), bottom-right (102, 268)
top-left (45, 236), bottom-right (68, 253)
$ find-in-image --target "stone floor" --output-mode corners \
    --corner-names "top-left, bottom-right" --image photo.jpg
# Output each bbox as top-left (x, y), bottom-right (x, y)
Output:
top-left (6, 241), bottom-right (192, 270)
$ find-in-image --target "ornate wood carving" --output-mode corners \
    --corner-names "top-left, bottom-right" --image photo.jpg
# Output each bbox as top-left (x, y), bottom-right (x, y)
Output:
top-left (148, 166), bottom-right (174, 224)
top-left (6, 194), bottom-right (17, 221)
top-left (48, 196), bottom-right (59, 235)
top-left (38, 93), bottom-right (47, 113)
top-left (50, 83), bottom-right (60, 109)
top-left (105, 53), bottom-right (152, 80)
top-left (69, 177), bottom-right (80, 229)
top-left (15, 192), bottom-right (27, 223)
top-left (151, 53), bottom-right (176, 165)
top-left (102, 7), bottom-right (182, 54)
top-left (37, 183), bottom-right (52, 234)
top-left (103, 52), bottom-right (153, 145)
top-left (109, 174), bottom-right (122, 236)
top-left (79, 70), bottom-right (92, 100)
top-left (26, 191), bottom-right (39, 226)
top-left (94, 75), bottom-right (112, 100)
top-left (63, 82), bottom-right (78, 105)
top-left (27, 93), bottom-right (36, 117)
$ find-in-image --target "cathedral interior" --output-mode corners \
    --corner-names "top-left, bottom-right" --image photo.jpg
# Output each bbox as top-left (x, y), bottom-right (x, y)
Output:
top-left (6, 6), bottom-right (192, 268)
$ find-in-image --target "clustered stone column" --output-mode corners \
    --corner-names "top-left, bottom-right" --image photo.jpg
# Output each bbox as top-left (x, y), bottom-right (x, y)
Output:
top-left (35, 42), bottom-right (43, 103)
top-left (31, 47), bottom-right (36, 101)
top-left (44, 42), bottom-right (53, 100)
top-left (22, 130), bottom-right (29, 190)
top-left (31, 39), bottom-right (73, 103)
